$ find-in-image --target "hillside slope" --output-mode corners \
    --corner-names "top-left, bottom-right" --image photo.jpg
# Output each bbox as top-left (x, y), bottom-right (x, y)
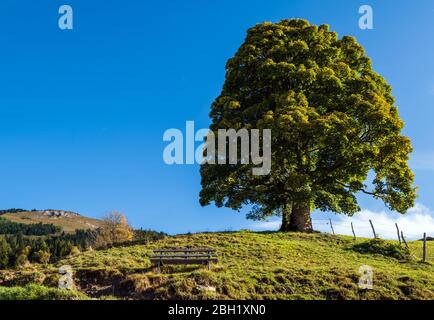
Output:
top-left (33, 231), bottom-right (434, 300)
top-left (0, 210), bottom-right (102, 233)
top-left (1, 231), bottom-right (433, 300)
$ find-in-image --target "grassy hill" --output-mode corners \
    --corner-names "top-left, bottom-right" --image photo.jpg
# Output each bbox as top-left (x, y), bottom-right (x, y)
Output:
top-left (1, 231), bottom-right (432, 300)
top-left (0, 209), bottom-right (102, 233)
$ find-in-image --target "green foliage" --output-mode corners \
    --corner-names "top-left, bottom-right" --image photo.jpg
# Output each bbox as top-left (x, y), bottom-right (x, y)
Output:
top-left (62, 229), bottom-right (99, 249)
top-left (133, 229), bottom-right (167, 242)
top-left (15, 254), bottom-right (29, 267)
top-left (0, 217), bottom-right (61, 236)
top-left (33, 250), bottom-right (51, 264)
top-left (0, 284), bottom-right (88, 300)
top-left (200, 19), bottom-right (416, 230)
top-left (352, 238), bottom-right (412, 261)
top-left (0, 237), bottom-right (11, 268)
top-left (0, 229), bottom-right (99, 269)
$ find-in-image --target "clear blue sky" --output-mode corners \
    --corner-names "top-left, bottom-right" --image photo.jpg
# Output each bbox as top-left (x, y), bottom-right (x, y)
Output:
top-left (1, 0), bottom-right (434, 235)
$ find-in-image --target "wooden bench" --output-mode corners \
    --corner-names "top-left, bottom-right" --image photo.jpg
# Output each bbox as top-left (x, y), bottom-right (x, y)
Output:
top-left (150, 248), bottom-right (218, 272)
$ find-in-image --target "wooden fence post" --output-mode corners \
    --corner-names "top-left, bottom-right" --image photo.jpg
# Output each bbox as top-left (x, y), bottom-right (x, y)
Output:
top-left (401, 231), bottom-right (409, 249)
top-left (351, 222), bottom-right (356, 240)
top-left (329, 219), bottom-right (335, 235)
top-left (423, 233), bottom-right (427, 263)
top-left (369, 220), bottom-right (377, 238)
top-left (395, 223), bottom-right (401, 244)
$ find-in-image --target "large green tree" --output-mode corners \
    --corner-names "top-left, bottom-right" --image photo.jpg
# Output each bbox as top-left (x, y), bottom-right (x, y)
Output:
top-left (200, 19), bottom-right (416, 232)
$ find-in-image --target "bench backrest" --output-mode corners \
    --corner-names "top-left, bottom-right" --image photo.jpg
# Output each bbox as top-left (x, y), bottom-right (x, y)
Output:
top-left (153, 248), bottom-right (216, 254)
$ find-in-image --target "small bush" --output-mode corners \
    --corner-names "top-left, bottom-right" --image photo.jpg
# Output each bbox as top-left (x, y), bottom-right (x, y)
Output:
top-left (352, 239), bottom-right (411, 261)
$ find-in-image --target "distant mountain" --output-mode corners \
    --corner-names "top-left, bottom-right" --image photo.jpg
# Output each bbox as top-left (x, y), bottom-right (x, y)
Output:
top-left (0, 209), bottom-right (103, 233)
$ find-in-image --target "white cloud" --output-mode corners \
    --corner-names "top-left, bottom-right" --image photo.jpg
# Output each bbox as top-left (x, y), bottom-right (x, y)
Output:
top-left (250, 203), bottom-right (434, 240)
top-left (251, 219), bottom-right (281, 231)
top-left (331, 204), bottom-right (434, 240)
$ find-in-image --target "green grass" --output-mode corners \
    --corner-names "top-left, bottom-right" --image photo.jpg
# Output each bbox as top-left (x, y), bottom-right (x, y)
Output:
top-left (52, 231), bottom-right (434, 300)
top-left (1, 231), bottom-right (432, 300)
top-left (0, 284), bottom-right (89, 300)
top-left (408, 239), bottom-right (434, 261)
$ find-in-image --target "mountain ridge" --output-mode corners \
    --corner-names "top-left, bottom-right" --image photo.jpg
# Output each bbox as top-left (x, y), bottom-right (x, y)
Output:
top-left (0, 208), bottom-right (102, 233)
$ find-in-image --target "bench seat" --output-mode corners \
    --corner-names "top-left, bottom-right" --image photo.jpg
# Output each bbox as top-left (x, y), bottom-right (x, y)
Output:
top-left (150, 258), bottom-right (218, 265)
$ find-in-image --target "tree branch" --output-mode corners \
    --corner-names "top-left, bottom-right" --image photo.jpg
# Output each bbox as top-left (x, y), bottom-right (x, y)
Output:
top-left (335, 181), bottom-right (385, 199)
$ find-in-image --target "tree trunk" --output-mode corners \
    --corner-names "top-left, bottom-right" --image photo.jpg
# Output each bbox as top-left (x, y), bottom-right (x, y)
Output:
top-left (280, 203), bottom-right (291, 232)
top-left (280, 201), bottom-right (313, 233)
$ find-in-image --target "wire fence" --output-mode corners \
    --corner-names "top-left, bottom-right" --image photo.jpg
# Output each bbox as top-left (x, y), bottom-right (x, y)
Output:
top-left (311, 218), bottom-right (433, 262)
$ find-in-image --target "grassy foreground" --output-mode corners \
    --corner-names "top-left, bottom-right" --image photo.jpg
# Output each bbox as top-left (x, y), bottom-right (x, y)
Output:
top-left (0, 284), bottom-right (88, 300)
top-left (1, 231), bottom-right (433, 300)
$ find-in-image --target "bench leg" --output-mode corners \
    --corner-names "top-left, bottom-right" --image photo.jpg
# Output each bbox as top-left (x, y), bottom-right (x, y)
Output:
top-left (207, 261), bottom-right (211, 271)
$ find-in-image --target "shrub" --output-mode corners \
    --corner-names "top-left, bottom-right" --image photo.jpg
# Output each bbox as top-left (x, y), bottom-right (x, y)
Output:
top-left (15, 254), bottom-right (29, 267)
top-left (34, 250), bottom-right (51, 264)
top-left (69, 246), bottom-right (81, 256)
top-left (352, 239), bottom-right (412, 261)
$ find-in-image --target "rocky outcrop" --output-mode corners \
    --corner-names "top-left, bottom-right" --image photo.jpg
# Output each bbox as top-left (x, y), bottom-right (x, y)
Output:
top-left (42, 210), bottom-right (80, 218)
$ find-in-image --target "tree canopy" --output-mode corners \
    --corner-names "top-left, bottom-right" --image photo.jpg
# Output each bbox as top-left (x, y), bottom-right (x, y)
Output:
top-left (200, 19), bottom-right (416, 232)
